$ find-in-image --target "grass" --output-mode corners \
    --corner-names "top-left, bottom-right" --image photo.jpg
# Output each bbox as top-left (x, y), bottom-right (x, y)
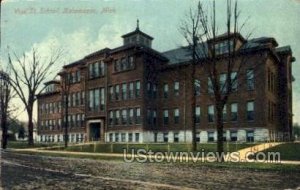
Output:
top-left (258, 142), bottom-right (300, 161)
top-left (7, 141), bottom-right (258, 156)
top-left (7, 141), bottom-right (61, 149)
top-left (6, 140), bottom-right (257, 153)
top-left (49, 142), bottom-right (257, 154)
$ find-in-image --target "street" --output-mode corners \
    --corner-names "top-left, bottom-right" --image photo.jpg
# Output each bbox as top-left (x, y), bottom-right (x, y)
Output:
top-left (1, 151), bottom-right (300, 190)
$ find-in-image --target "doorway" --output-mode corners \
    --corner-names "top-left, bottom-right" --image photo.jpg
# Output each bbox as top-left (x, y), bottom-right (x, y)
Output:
top-left (89, 122), bottom-right (101, 141)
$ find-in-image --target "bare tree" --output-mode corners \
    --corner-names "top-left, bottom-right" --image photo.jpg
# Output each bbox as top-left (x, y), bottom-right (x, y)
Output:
top-left (8, 48), bottom-right (62, 146)
top-left (58, 70), bottom-right (71, 148)
top-left (180, 0), bottom-right (251, 156)
top-left (0, 70), bottom-right (13, 149)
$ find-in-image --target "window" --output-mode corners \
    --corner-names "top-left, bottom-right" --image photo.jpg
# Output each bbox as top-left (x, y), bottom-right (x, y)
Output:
top-left (121, 133), bottom-right (126, 142)
top-left (247, 101), bottom-right (254, 121)
top-left (230, 131), bottom-right (237, 141)
top-left (129, 82), bottom-right (134, 99)
top-left (115, 133), bottom-right (119, 142)
top-left (121, 58), bottom-right (126, 70)
top-left (222, 105), bottom-right (227, 122)
top-left (94, 89), bottom-right (100, 111)
top-left (231, 103), bottom-right (238, 122)
top-left (129, 108), bottom-right (134, 124)
top-left (72, 115), bottom-right (76, 127)
top-left (163, 83), bottom-right (169, 98)
top-left (109, 86), bottom-right (114, 101)
top-left (72, 93), bottom-right (76, 107)
top-left (135, 108), bottom-right (141, 124)
top-left (76, 70), bottom-right (81, 82)
top-left (49, 103), bottom-right (53, 113)
top-left (163, 110), bottom-right (169, 125)
top-left (163, 133), bottom-right (168, 142)
top-left (147, 82), bottom-right (152, 97)
top-left (153, 84), bottom-right (157, 99)
top-left (81, 91), bottom-right (85, 105)
top-left (100, 61), bottom-right (105, 76)
top-left (208, 105), bottom-right (215, 122)
top-left (246, 130), bottom-right (254, 142)
top-left (121, 109), bottom-right (127, 125)
top-left (195, 106), bottom-right (201, 124)
top-left (88, 89), bottom-right (101, 112)
top-left (77, 114), bottom-right (81, 127)
top-left (215, 40), bottom-right (234, 55)
top-left (115, 85), bottom-right (120, 100)
top-left (94, 62), bottom-right (99, 77)
top-left (219, 73), bottom-right (227, 93)
top-left (100, 88), bottom-right (105, 111)
top-left (81, 114), bottom-right (85, 126)
top-left (122, 83), bottom-right (127, 100)
top-left (89, 61), bottom-right (105, 79)
top-left (231, 72), bottom-right (238, 91)
top-left (114, 60), bottom-right (121, 72)
top-left (128, 133), bottom-right (133, 142)
top-left (208, 78), bottom-right (214, 94)
top-left (247, 69), bottom-right (254, 90)
top-left (147, 109), bottom-right (152, 124)
top-left (174, 81), bottom-right (179, 96)
top-left (194, 79), bottom-right (201, 95)
top-left (153, 110), bottom-right (157, 125)
top-left (135, 133), bottom-right (140, 142)
top-left (76, 92), bottom-right (80, 106)
top-left (136, 81), bottom-right (141, 98)
top-left (115, 57), bottom-right (134, 72)
top-left (208, 132), bottom-right (214, 142)
top-left (154, 133), bottom-right (158, 142)
top-left (174, 108), bottom-right (179, 124)
top-left (109, 133), bottom-right (113, 142)
top-left (115, 110), bottom-right (120, 125)
top-left (174, 133), bottom-right (179, 142)
top-left (109, 111), bottom-right (113, 125)
top-left (129, 56), bottom-right (134, 68)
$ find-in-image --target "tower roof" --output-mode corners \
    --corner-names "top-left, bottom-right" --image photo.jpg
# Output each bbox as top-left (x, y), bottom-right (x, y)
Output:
top-left (121, 19), bottom-right (154, 40)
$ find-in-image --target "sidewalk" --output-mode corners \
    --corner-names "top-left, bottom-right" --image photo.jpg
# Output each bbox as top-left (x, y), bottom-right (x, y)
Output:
top-left (226, 142), bottom-right (283, 162)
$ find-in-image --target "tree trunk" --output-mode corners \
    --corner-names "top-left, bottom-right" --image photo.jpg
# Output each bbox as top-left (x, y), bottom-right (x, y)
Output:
top-left (191, 65), bottom-right (197, 152)
top-left (27, 109), bottom-right (34, 146)
top-left (216, 103), bottom-right (224, 162)
top-left (64, 95), bottom-right (69, 148)
top-left (1, 114), bottom-right (8, 149)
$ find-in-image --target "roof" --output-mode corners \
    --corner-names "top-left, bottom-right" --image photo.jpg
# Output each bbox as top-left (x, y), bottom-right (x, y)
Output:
top-left (276, 46), bottom-right (292, 54)
top-left (121, 28), bottom-right (154, 40)
top-left (63, 59), bottom-right (84, 68)
top-left (85, 48), bottom-right (111, 59)
top-left (162, 37), bottom-right (273, 65)
top-left (209, 32), bottom-right (246, 43)
top-left (251, 37), bottom-right (278, 47)
top-left (44, 80), bottom-right (60, 85)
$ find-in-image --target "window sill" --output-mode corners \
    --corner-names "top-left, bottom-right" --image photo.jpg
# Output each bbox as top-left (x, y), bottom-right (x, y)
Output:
top-left (88, 75), bottom-right (105, 80)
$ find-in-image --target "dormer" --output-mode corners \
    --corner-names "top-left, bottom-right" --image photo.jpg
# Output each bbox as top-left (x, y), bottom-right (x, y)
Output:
top-left (44, 80), bottom-right (60, 93)
top-left (121, 19), bottom-right (154, 48)
top-left (208, 33), bottom-right (246, 55)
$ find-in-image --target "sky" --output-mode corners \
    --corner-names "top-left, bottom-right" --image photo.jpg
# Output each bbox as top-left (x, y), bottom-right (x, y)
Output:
top-left (1, 0), bottom-right (300, 124)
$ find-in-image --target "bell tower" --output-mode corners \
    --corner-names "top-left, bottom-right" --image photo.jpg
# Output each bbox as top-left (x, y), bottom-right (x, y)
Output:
top-left (121, 19), bottom-right (154, 48)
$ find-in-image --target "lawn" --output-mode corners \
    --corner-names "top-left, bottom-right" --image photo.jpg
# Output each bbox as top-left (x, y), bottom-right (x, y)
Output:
top-left (258, 142), bottom-right (300, 161)
top-left (51, 142), bottom-right (257, 154)
top-left (7, 141), bottom-right (61, 149)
